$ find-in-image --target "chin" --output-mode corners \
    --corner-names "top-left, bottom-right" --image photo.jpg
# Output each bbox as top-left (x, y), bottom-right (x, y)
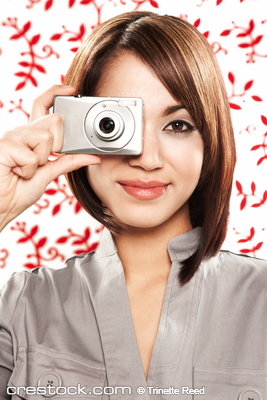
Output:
top-left (112, 209), bottom-right (182, 231)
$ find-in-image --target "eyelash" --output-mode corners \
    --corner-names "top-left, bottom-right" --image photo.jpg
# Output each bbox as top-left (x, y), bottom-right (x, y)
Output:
top-left (164, 120), bottom-right (195, 134)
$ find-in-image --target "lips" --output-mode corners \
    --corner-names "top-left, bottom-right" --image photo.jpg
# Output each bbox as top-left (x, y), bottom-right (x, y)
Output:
top-left (118, 180), bottom-right (169, 200)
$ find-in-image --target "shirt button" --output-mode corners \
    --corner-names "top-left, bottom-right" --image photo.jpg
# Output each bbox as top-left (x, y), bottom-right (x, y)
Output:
top-left (239, 388), bottom-right (262, 400)
top-left (37, 371), bottom-right (62, 397)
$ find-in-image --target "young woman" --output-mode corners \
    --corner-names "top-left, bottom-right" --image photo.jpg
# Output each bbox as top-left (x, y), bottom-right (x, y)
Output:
top-left (0, 11), bottom-right (266, 400)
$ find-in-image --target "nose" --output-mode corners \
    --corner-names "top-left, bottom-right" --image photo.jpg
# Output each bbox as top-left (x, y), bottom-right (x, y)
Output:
top-left (128, 124), bottom-right (164, 171)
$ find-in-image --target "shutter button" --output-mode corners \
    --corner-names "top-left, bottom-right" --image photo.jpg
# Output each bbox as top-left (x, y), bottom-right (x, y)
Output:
top-left (239, 388), bottom-right (262, 400)
top-left (38, 371), bottom-right (62, 397)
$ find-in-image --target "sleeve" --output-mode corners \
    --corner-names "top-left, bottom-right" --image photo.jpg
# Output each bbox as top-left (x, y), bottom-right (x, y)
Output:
top-left (0, 272), bottom-right (29, 400)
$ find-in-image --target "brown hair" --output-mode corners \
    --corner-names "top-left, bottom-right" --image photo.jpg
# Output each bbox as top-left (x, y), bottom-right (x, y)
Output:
top-left (64, 11), bottom-right (236, 285)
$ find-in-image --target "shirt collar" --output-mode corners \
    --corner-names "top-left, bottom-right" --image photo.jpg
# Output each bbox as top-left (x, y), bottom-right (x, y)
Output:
top-left (96, 226), bottom-right (202, 262)
top-left (167, 226), bottom-right (201, 262)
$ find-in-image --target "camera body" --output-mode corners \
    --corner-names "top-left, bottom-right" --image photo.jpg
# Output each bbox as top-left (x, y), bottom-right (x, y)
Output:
top-left (53, 95), bottom-right (143, 155)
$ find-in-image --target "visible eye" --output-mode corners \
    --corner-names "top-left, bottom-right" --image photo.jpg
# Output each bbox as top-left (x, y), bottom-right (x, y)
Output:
top-left (164, 120), bottom-right (195, 134)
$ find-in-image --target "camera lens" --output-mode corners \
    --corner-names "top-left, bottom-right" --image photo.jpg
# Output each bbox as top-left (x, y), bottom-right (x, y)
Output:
top-left (99, 118), bottom-right (115, 134)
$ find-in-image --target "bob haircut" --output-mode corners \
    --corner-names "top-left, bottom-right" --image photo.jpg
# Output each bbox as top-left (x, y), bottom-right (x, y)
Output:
top-left (64, 11), bottom-right (236, 285)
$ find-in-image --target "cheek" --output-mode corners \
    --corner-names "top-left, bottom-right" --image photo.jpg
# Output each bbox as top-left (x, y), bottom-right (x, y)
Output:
top-left (86, 157), bottom-right (120, 201)
top-left (86, 164), bottom-right (108, 197)
top-left (161, 135), bottom-right (204, 181)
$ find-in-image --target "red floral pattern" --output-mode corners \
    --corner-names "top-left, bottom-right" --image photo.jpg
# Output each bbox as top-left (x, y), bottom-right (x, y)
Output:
top-left (0, 0), bottom-right (266, 284)
top-left (2, 18), bottom-right (59, 90)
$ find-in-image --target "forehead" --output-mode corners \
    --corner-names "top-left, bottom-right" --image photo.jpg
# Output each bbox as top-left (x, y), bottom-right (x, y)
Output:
top-left (95, 52), bottom-right (180, 109)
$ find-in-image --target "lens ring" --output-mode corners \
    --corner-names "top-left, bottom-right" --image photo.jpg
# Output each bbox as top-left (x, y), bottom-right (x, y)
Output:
top-left (99, 117), bottom-right (115, 134)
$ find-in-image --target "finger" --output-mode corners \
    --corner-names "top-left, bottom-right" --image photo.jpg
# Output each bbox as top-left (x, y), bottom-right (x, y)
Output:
top-left (46, 154), bottom-right (101, 184)
top-left (30, 85), bottom-right (76, 122)
top-left (9, 113), bottom-right (64, 154)
top-left (1, 139), bottom-right (40, 179)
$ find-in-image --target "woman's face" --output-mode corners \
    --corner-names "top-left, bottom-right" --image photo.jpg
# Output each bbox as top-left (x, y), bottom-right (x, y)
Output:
top-left (87, 52), bottom-right (204, 232)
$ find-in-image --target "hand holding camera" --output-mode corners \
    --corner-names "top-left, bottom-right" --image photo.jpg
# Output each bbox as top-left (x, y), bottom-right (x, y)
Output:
top-left (0, 85), bottom-right (101, 232)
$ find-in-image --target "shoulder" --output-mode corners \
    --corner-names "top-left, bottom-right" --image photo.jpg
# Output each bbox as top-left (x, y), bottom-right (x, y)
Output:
top-left (218, 249), bottom-right (267, 276)
top-left (0, 252), bottom-right (95, 326)
top-left (201, 250), bottom-right (267, 292)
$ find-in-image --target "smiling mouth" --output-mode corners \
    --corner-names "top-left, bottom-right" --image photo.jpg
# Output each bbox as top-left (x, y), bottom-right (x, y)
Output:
top-left (118, 180), bottom-right (169, 200)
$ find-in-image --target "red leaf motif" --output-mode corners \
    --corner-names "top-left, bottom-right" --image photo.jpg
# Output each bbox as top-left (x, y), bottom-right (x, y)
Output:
top-left (30, 225), bottom-right (38, 237)
top-left (70, 47), bottom-right (79, 52)
top-left (85, 228), bottom-right (90, 241)
top-left (194, 19), bottom-right (201, 28)
top-left (238, 238), bottom-right (250, 243)
top-left (80, 24), bottom-right (85, 37)
top-left (24, 263), bottom-right (36, 269)
top-left (236, 180), bottom-right (243, 193)
top-left (37, 237), bottom-right (47, 248)
top-left (80, 0), bottom-right (93, 3)
top-left (30, 34), bottom-right (40, 45)
top-left (29, 75), bottom-right (37, 87)
top-left (240, 249), bottom-right (251, 254)
top-left (10, 33), bottom-right (23, 40)
top-left (15, 81), bottom-right (26, 91)
top-left (220, 29), bottom-right (231, 36)
top-left (237, 32), bottom-right (249, 38)
top-left (251, 202), bottom-right (261, 208)
top-left (75, 202), bottom-right (82, 213)
top-left (252, 96), bottom-right (262, 102)
top-left (89, 242), bottom-right (99, 252)
top-left (240, 197), bottom-right (247, 210)
top-left (150, 0), bottom-right (159, 7)
top-left (257, 156), bottom-right (266, 166)
top-left (68, 37), bottom-right (79, 42)
top-left (238, 43), bottom-right (251, 48)
top-left (203, 31), bottom-right (209, 38)
top-left (72, 239), bottom-right (84, 245)
top-left (23, 21), bottom-right (31, 34)
top-left (263, 191), bottom-right (267, 201)
top-left (254, 242), bottom-right (263, 251)
top-left (251, 144), bottom-right (261, 151)
top-left (250, 227), bottom-right (255, 239)
top-left (18, 237), bottom-right (30, 243)
top-left (248, 20), bottom-right (255, 33)
top-left (229, 103), bottom-right (241, 110)
top-left (216, 0), bottom-right (223, 4)
top-left (228, 72), bottom-right (235, 84)
top-left (35, 64), bottom-right (46, 73)
top-left (253, 35), bottom-right (263, 45)
top-left (251, 181), bottom-right (256, 194)
top-left (74, 250), bottom-right (85, 255)
top-left (52, 204), bottom-right (61, 215)
top-left (56, 236), bottom-right (68, 244)
top-left (50, 33), bottom-right (62, 40)
top-left (69, 0), bottom-right (76, 6)
top-left (45, 0), bottom-right (53, 10)
top-left (45, 189), bottom-right (57, 195)
top-left (244, 80), bottom-right (253, 91)
top-left (15, 72), bottom-right (27, 77)
top-left (261, 115), bottom-right (267, 126)
top-left (19, 61), bottom-right (30, 67)
top-left (54, 177), bottom-right (59, 184)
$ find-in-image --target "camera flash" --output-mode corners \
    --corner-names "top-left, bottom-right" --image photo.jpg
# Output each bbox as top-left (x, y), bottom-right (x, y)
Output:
top-left (118, 100), bottom-right (137, 107)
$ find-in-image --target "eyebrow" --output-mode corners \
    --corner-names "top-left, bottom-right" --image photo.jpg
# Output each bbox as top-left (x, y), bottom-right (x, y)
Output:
top-left (163, 104), bottom-right (186, 117)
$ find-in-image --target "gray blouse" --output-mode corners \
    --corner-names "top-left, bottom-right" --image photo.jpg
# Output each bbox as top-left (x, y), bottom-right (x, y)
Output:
top-left (0, 227), bottom-right (266, 400)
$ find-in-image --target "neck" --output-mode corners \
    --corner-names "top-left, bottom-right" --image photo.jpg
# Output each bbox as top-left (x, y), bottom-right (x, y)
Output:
top-left (113, 207), bottom-right (193, 283)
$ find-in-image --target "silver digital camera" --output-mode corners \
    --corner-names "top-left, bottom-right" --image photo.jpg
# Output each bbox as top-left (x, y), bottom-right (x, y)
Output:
top-left (53, 95), bottom-right (143, 155)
